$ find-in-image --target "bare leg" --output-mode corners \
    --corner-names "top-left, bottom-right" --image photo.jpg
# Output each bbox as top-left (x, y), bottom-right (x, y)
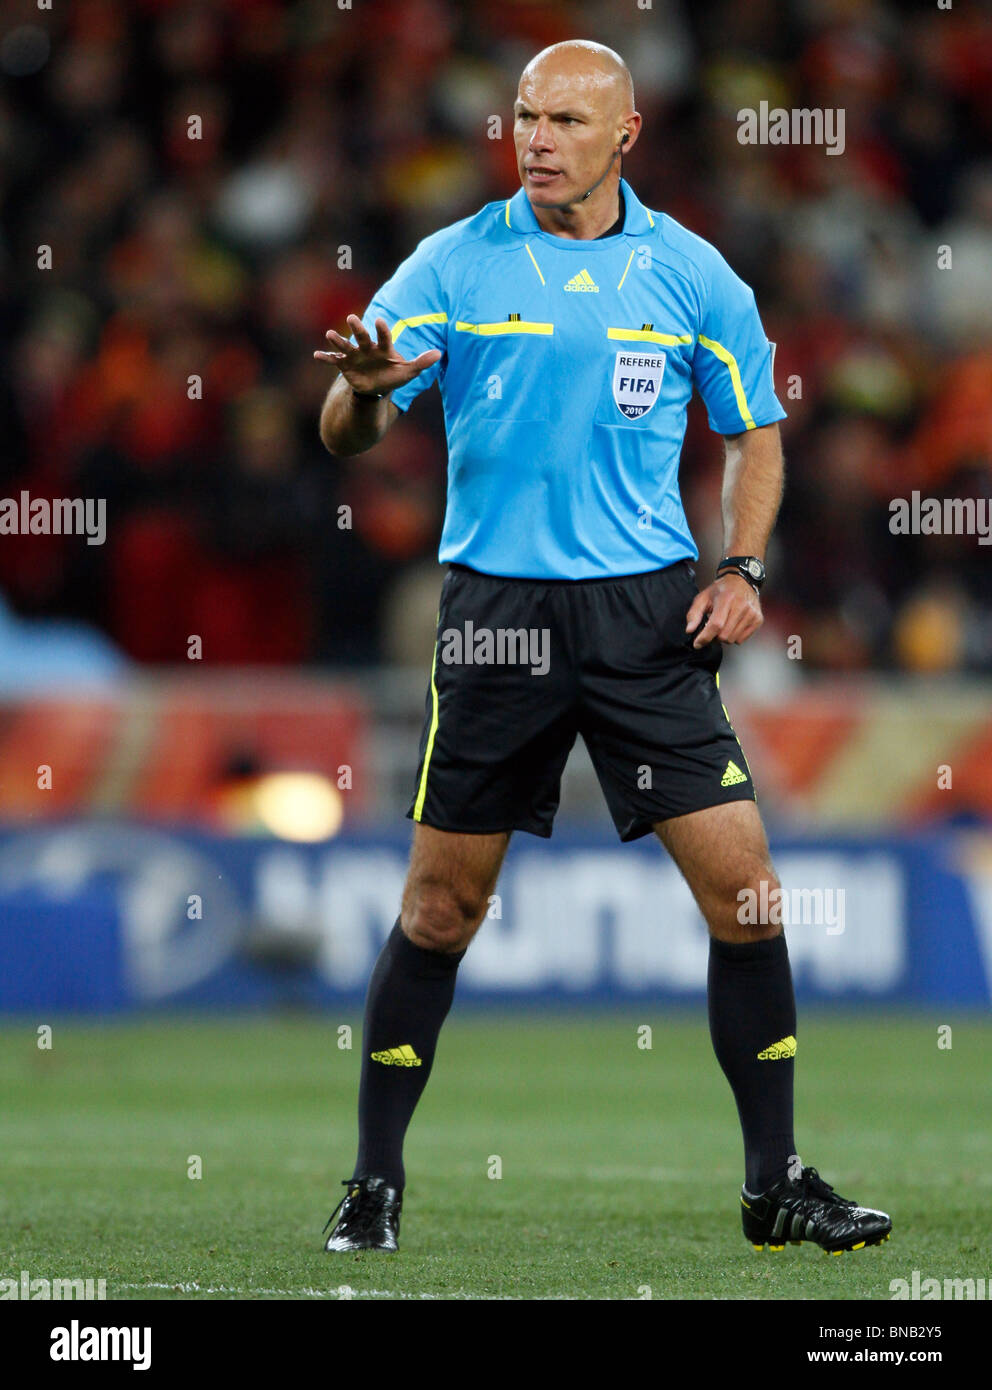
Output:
top-left (653, 800), bottom-right (781, 942)
top-left (401, 823), bottom-right (511, 950)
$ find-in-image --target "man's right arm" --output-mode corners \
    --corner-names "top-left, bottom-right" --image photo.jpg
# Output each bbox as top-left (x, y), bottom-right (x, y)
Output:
top-left (315, 313), bottom-right (442, 457)
top-left (318, 376), bottom-right (400, 457)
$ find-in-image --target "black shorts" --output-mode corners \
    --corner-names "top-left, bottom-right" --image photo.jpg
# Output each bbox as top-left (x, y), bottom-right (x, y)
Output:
top-left (406, 560), bottom-right (756, 842)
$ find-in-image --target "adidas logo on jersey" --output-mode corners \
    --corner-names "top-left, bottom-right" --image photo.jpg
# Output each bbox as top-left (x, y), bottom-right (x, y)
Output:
top-left (370, 1044), bottom-right (422, 1067)
top-left (757, 1035), bottom-right (798, 1060)
top-left (721, 759), bottom-right (748, 787)
top-left (564, 268), bottom-right (599, 292)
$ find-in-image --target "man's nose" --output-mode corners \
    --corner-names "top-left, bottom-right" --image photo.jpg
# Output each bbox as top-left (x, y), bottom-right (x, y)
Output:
top-left (529, 118), bottom-right (555, 150)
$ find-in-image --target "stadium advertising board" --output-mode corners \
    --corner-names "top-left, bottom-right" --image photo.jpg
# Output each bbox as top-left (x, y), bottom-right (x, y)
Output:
top-left (0, 826), bottom-right (988, 1008)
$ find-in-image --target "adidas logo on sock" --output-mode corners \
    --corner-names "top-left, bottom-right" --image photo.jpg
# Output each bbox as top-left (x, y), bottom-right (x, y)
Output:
top-left (370, 1044), bottom-right (422, 1067)
top-left (721, 759), bottom-right (748, 787)
top-left (757, 1035), bottom-right (797, 1060)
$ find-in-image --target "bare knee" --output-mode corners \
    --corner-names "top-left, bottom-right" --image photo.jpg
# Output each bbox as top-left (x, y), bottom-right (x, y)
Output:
top-left (400, 827), bottom-right (508, 953)
top-left (401, 878), bottom-right (489, 952)
top-left (708, 857), bottom-right (783, 944)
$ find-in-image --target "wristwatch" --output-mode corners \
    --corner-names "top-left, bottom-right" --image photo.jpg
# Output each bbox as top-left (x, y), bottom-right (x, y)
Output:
top-left (351, 385), bottom-right (389, 400)
top-left (716, 555), bottom-right (766, 592)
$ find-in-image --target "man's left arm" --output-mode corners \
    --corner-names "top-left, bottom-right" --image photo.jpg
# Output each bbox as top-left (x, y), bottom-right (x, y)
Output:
top-left (686, 422), bottom-right (783, 648)
top-left (688, 241), bottom-right (787, 649)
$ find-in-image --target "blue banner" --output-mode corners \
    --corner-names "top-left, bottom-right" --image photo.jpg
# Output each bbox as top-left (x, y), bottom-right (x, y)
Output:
top-left (0, 823), bottom-right (990, 1009)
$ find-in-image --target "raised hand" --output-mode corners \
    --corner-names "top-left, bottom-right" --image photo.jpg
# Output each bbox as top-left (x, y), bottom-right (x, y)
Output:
top-left (314, 315), bottom-right (442, 397)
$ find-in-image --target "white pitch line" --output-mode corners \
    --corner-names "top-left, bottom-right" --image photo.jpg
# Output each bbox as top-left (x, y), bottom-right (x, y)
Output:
top-left (118, 1282), bottom-right (417, 1299)
top-left (117, 1282), bottom-right (572, 1300)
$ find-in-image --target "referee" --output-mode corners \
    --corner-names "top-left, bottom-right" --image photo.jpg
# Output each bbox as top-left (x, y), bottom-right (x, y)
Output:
top-left (316, 40), bottom-right (891, 1257)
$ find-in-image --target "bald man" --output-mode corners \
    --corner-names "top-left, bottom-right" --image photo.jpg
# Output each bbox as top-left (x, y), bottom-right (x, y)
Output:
top-left (317, 41), bottom-right (891, 1258)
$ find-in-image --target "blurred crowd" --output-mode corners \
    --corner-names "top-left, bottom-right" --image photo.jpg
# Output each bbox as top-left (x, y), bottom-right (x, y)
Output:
top-left (1, 0), bottom-right (990, 673)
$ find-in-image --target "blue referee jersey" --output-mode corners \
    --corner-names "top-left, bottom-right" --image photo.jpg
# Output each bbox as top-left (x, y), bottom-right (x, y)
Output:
top-left (360, 179), bottom-right (785, 580)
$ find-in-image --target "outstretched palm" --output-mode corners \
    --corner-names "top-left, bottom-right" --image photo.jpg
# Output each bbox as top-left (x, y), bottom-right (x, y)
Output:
top-left (314, 314), bottom-right (442, 396)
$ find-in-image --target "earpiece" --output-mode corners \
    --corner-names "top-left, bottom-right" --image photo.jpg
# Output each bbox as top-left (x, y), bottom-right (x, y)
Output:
top-left (620, 133), bottom-right (629, 146)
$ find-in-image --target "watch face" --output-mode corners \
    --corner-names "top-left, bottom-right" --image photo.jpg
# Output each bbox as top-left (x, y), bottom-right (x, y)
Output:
top-left (747, 559), bottom-right (763, 579)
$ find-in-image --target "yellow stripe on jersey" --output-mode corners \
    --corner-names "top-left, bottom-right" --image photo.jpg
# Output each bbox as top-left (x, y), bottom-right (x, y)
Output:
top-left (524, 243), bottom-right (545, 285)
top-left (455, 320), bottom-right (554, 335)
top-left (616, 249), bottom-right (636, 291)
top-left (607, 327), bottom-right (692, 346)
top-left (697, 334), bottom-right (757, 430)
top-left (391, 312), bottom-right (447, 343)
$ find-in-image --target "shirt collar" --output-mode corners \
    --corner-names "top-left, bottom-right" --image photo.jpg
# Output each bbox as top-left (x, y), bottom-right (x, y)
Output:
top-left (503, 178), bottom-right (655, 237)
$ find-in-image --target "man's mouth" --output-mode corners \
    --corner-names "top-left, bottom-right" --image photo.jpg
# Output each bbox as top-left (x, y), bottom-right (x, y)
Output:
top-left (525, 167), bottom-right (562, 184)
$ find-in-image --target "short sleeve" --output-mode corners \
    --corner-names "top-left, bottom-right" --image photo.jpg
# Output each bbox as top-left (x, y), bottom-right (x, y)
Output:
top-left (360, 236), bottom-right (449, 413)
top-left (692, 253), bottom-right (785, 435)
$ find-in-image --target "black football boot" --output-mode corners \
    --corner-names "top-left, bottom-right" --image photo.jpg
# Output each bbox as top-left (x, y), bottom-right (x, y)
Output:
top-left (742, 1164), bottom-right (892, 1254)
top-left (323, 1177), bottom-right (402, 1253)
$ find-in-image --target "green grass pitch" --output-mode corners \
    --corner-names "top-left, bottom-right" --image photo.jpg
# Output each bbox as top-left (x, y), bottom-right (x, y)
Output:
top-left (1, 1012), bottom-right (988, 1301)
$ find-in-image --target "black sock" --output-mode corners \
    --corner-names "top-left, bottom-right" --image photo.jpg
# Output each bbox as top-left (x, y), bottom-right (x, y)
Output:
top-left (352, 919), bottom-right (464, 1190)
top-left (707, 932), bottom-right (797, 1193)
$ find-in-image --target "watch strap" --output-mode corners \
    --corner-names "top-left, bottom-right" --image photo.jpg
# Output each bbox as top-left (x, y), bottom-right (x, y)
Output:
top-left (717, 555), bottom-right (765, 592)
